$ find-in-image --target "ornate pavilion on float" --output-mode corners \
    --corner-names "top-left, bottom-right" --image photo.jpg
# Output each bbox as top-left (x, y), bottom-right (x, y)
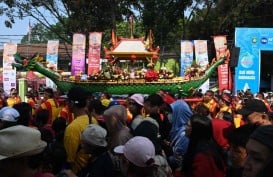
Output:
top-left (103, 29), bottom-right (160, 66)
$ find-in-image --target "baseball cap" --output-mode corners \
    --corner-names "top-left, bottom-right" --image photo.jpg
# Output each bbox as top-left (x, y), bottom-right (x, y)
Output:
top-left (81, 124), bottom-right (107, 147)
top-left (0, 125), bottom-right (47, 160)
top-left (0, 107), bottom-right (20, 122)
top-left (114, 136), bottom-right (155, 167)
top-left (237, 99), bottom-right (268, 116)
top-left (162, 93), bottom-right (175, 105)
top-left (130, 94), bottom-right (144, 106)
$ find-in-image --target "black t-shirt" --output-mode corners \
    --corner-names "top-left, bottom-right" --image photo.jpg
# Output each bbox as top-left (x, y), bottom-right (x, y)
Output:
top-left (80, 151), bottom-right (116, 177)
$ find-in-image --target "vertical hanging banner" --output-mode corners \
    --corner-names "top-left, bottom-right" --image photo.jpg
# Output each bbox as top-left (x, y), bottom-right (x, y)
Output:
top-left (2, 43), bottom-right (17, 94)
top-left (71, 33), bottom-right (86, 76)
top-left (194, 40), bottom-right (209, 69)
top-left (213, 35), bottom-right (231, 91)
top-left (46, 40), bottom-right (59, 88)
top-left (180, 40), bottom-right (194, 76)
top-left (213, 35), bottom-right (228, 59)
top-left (218, 63), bottom-right (232, 91)
top-left (194, 40), bottom-right (209, 92)
top-left (88, 32), bottom-right (102, 75)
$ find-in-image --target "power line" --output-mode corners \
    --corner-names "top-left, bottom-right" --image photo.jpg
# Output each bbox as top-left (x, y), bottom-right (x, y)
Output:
top-left (0, 35), bottom-right (25, 36)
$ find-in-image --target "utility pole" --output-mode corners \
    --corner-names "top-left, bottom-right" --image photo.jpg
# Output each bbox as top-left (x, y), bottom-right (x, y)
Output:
top-left (27, 19), bottom-right (32, 58)
top-left (182, 2), bottom-right (185, 39)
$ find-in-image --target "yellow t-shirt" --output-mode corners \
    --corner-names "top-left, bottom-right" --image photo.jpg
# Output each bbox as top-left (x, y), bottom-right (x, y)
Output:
top-left (7, 96), bottom-right (21, 107)
top-left (64, 114), bottom-right (98, 173)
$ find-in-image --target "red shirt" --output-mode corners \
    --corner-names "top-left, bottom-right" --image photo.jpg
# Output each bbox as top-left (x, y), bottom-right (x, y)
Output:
top-left (181, 151), bottom-right (226, 177)
top-left (212, 119), bottom-right (234, 150)
top-left (188, 151), bottom-right (226, 177)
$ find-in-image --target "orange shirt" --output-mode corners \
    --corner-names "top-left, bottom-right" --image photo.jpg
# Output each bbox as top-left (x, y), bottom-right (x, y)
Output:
top-left (203, 99), bottom-right (218, 118)
top-left (37, 98), bottom-right (60, 124)
top-left (215, 105), bottom-right (232, 119)
top-left (28, 98), bottom-right (36, 115)
top-left (59, 105), bottom-right (74, 124)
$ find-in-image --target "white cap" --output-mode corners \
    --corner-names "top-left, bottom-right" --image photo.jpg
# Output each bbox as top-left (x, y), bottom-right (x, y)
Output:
top-left (114, 136), bottom-right (155, 167)
top-left (130, 94), bottom-right (144, 106)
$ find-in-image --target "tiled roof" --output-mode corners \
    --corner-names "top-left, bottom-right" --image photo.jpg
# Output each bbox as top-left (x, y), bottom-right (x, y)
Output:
top-left (0, 43), bottom-right (72, 59)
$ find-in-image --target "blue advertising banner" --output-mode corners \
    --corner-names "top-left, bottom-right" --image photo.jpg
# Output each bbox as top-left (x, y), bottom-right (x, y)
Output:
top-left (46, 40), bottom-right (59, 88)
top-left (180, 40), bottom-right (193, 76)
top-left (235, 28), bottom-right (273, 94)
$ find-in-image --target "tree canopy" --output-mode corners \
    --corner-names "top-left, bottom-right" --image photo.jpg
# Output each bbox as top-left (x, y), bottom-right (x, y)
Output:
top-left (1, 0), bottom-right (273, 55)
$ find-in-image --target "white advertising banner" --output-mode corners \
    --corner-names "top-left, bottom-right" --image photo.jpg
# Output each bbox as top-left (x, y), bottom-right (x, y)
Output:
top-left (194, 40), bottom-right (209, 92)
top-left (2, 43), bottom-right (17, 94)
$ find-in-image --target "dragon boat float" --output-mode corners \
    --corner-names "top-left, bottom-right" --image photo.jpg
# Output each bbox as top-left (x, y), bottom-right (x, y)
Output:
top-left (12, 30), bottom-right (227, 96)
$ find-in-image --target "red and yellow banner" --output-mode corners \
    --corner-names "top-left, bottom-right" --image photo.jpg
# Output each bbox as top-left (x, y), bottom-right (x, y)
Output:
top-left (213, 35), bottom-right (232, 91)
top-left (71, 33), bottom-right (86, 76)
top-left (218, 63), bottom-right (232, 91)
top-left (88, 32), bottom-right (102, 75)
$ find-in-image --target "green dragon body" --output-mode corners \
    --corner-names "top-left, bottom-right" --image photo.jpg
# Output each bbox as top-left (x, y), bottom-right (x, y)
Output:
top-left (12, 53), bottom-right (225, 96)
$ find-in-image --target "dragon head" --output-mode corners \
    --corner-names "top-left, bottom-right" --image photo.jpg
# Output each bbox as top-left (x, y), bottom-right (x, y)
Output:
top-left (12, 53), bottom-right (45, 71)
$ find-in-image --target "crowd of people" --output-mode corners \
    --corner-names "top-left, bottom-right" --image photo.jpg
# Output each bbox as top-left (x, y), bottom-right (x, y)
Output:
top-left (0, 86), bottom-right (273, 177)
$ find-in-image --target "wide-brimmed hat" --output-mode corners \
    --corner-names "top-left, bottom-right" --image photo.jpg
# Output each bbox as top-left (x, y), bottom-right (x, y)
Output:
top-left (237, 99), bottom-right (268, 116)
top-left (114, 136), bottom-right (155, 167)
top-left (0, 107), bottom-right (20, 122)
top-left (0, 125), bottom-right (47, 160)
top-left (81, 124), bottom-right (107, 147)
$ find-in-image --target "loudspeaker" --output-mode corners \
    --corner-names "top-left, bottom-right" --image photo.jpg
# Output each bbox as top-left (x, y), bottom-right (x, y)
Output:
top-left (230, 47), bottom-right (240, 67)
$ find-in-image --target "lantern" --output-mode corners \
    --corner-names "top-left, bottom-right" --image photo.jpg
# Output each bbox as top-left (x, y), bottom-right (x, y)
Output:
top-left (106, 55), bottom-right (111, 59)
top-left (130, 54), bottom-right (137, 61)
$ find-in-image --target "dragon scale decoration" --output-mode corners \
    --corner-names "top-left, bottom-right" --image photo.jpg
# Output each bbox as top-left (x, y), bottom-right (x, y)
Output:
top-left (12, 52), bottom-right (226, 96)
